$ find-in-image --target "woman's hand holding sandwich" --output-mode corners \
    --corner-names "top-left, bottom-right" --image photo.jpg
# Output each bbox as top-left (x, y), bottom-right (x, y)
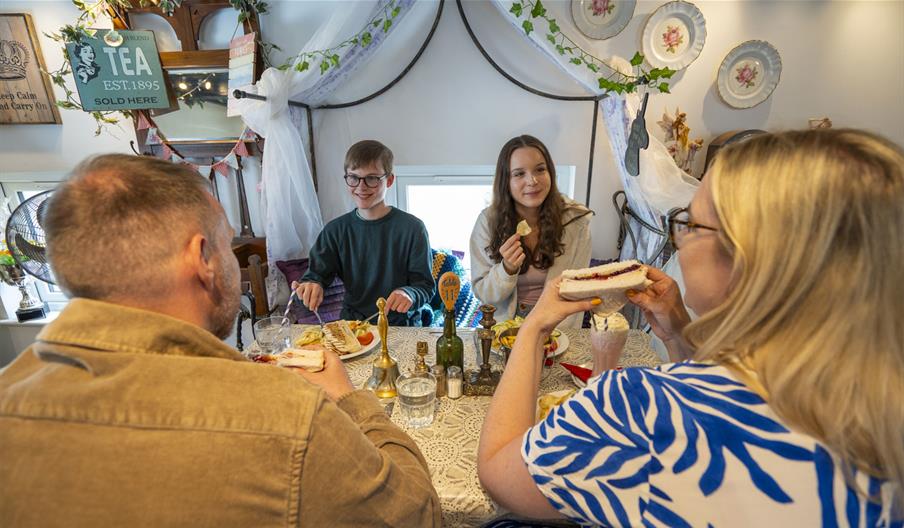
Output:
top-left (626, 266), bottom-right (694, 361)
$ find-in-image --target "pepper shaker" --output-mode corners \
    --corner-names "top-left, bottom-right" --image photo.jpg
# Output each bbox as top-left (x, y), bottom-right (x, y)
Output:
top-left (431, 364), bottom-right (447, 398)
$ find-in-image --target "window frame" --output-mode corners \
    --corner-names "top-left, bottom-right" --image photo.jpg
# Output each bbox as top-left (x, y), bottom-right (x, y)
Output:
top-left (387, 165), bottom-right (577, 273)
top-left (1, 172), bottom-right (68, 311)
top-left (388, 164), bottom-right (577, 209)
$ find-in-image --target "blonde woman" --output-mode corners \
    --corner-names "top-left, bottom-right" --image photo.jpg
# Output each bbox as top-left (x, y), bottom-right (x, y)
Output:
top-left (478, 129), bottom-right (903, 526)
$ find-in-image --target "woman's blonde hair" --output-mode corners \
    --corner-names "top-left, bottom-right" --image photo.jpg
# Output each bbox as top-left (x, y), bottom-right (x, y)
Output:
top-left (685, 129), bottom-right (904, 501)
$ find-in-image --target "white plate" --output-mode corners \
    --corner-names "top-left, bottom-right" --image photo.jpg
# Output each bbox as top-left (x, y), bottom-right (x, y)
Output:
top-left (547, 333), bottom-right (570, 359)
top-left (717, 40), bottom-right (782, 109)
top-left (571, 0), bottom-right (635, 40)
top-left (641, 0), bottom-right (706, 70)
top-left (337, 329), bottom-right (381, 361)
top-left (293, 327), bottom-right (381, 362)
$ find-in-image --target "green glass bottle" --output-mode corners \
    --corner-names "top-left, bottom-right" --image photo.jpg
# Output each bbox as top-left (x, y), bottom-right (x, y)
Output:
top-left (436, 307), bottom-right (464, 373)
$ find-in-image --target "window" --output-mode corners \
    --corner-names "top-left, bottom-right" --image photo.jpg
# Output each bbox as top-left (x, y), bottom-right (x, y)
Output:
top-left (388, 165), bottom-right (576, 273)
top-left (1, 172), bottom-right (67, 311)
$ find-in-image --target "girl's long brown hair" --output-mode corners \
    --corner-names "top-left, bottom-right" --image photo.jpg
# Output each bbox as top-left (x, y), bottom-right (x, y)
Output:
top-left (486, 135), bottom-right (567, 271)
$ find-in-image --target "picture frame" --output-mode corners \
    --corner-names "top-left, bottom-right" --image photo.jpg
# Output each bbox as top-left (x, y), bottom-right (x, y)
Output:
top-left (0, 13), bottom-right (62, 125)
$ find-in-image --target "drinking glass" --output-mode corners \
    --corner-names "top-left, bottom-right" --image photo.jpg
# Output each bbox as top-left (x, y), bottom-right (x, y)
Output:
top-left (254, 316), bottom-right (291, 354)
top-left (396, 372), bottom-right (437, 429)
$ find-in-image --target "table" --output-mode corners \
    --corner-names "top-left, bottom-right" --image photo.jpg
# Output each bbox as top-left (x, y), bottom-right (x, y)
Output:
top-left (285, 326), bottom-right (662, 527)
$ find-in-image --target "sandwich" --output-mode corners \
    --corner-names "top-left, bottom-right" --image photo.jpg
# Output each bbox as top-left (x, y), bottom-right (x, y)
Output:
top-left (516, 219), bottom-right (532, 236)
top-left (276, 346), bottom-right (326, 372)
top-left (323, 320), bottom-right (363, 355)
top-left (559, 260), bottom-right (650, 314)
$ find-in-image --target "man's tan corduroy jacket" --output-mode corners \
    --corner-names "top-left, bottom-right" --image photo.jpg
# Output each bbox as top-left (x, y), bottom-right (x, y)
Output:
top-left (0, 299), bottom-right (441, 527)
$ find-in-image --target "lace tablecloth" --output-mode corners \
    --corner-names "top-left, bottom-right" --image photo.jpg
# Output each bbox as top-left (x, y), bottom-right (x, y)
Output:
top-left (276, 326), bottom-right (661, 527)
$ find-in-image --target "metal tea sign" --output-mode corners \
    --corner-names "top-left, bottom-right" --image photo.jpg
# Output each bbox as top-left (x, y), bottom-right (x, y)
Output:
top-left (65, 30), bottom-right (169, 111)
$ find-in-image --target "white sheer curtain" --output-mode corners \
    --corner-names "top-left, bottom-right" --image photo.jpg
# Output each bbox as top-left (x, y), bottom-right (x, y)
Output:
top-left (234, 1), bottom-right (414, 304)
top-left (491, 0), bottom-right (699, 267)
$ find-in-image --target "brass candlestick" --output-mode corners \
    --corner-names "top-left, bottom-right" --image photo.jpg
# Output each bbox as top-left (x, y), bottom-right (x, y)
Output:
top-left (365, 298), bottom-right (400, 399)
top-left (465, 304), bottom-right (501, 396)
top-left (413, 342), bottom-right (429, 375)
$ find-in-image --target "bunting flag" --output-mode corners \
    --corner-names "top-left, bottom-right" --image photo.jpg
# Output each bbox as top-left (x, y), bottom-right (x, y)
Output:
top-left (223, 151), bottom-right (239, 169)
top-left (145, 127), bottom-right (162, 145)
top-left (136, 112), bottom-right (152, 131)
top-left (133, 109), bottom-right (257, 177)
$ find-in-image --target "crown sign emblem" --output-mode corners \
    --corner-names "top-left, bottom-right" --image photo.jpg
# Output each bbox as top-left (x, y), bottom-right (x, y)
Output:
top-left (0, 39), bottom-right (29, 80)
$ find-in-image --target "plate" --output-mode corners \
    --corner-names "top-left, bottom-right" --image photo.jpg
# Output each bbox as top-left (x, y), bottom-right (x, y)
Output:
top-left (717, 40), bottom-right (782, 109)
top-left (547, 333), bottom-right (570, 359)
top-left (536, 389), bottom-right (577, 422)
top-left (641, 0), bottom-right (706, 70)
top-left (571, 0), bottom-right (635, 40)
top-left (293, 326), bottom-right (381, 362)
top-left (336, 329), bottom-right (380, 361)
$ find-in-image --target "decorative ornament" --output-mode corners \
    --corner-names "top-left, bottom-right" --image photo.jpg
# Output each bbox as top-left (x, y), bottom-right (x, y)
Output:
top-left (624, 92), bottom-right (650, 177)
top-left (571, 0), bottom-right (635, 40)
top-left (717, 40), bottom-right (782, 109)
top-left (641, 0), bottom-right (706, 71)
top-left (657, 107), bottom-right (703, 175)
top-left (808, 117), bottom-right (832, 129)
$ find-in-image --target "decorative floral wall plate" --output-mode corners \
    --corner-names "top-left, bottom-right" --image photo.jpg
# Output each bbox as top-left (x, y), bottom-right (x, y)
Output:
top-left (641, 0), bottom-right (706, 70)
top-left (571, 0), bottom-right (636, 40)
top-left (717, 40), bottom-right (782, 109)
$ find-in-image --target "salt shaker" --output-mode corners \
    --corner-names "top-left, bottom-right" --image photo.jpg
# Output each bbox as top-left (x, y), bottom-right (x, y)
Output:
top-left (447, 366), bottom-right (463, 399)
top-left (431, 364), bottom-right (447, 398)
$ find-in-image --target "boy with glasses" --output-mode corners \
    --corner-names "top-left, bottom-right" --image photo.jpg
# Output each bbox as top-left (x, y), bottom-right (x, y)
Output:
top-left (294, 140), bottom-right (435, 326)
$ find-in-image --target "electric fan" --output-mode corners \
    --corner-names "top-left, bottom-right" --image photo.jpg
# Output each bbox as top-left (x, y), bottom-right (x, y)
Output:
top-left (1, 190), bottom-right (54, 321)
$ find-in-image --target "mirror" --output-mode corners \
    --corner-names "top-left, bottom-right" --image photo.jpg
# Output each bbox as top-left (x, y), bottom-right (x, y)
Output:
top-left (153, 68), bottom-right (245, 141)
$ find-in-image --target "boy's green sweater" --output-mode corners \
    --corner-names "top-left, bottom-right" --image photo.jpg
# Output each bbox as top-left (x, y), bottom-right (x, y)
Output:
top-left (301, 207), bottom-right (435, 326)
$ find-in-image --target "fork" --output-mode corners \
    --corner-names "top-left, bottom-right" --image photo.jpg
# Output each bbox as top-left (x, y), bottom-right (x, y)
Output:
top-left (285, 291), bottom-right (325, 328)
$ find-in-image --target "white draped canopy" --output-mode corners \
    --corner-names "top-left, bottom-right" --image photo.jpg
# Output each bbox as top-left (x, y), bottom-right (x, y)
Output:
top-left (236, 0), bottom-right (698, 304)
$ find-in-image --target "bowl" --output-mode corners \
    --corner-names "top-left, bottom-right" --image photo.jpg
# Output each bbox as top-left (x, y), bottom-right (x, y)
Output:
top-left (497, 327), bottom-right (519, 365)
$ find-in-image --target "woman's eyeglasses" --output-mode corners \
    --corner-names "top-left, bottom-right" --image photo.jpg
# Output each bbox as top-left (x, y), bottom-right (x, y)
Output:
top-left (344, 174), bottom-right (387, 188)
top-left (667, 207), bottom-right (719, 248)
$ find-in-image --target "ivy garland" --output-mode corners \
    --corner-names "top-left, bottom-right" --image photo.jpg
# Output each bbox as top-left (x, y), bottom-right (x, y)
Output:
top-left (45, 0), bottom-right (404, 136)
top-left (274, 0), bottom-right (402, 74)
top-left (509, 0), bottom-right (675, 95)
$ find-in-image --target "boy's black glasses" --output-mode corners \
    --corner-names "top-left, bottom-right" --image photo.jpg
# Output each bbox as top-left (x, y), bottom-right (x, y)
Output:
top-left (344, 174), bottom-right (387, 188)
